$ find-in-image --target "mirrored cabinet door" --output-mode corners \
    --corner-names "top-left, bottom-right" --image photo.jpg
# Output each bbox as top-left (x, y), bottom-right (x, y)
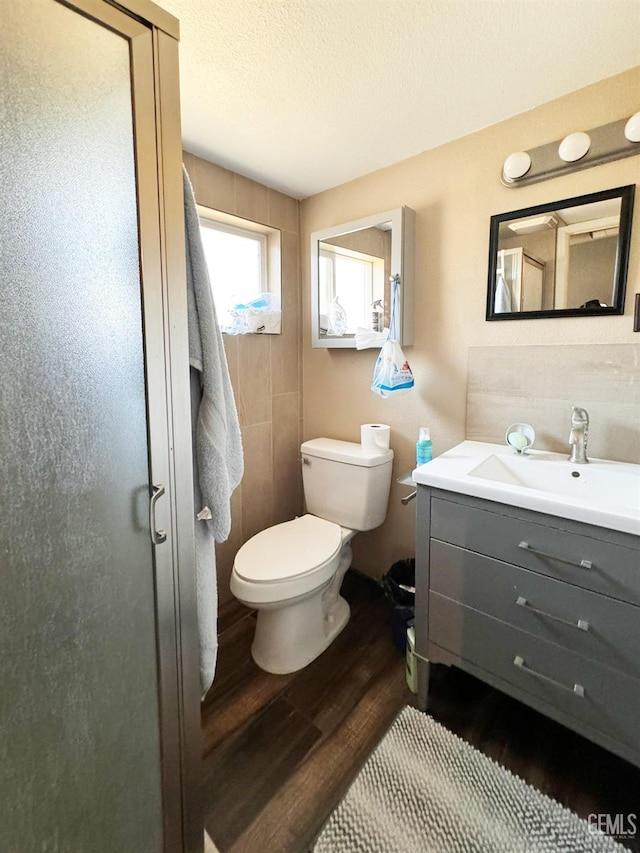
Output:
top-left (311, 206), bottom-right (415, 348)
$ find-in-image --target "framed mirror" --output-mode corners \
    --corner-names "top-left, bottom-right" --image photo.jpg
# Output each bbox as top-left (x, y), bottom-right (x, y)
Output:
top-left (311, 206), bottom-right (415, 348)
top-left (486, 185), bottom-right (635, 320)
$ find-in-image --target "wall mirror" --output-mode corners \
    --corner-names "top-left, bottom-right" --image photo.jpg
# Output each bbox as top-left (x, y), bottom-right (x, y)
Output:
top-left (311, 206), bottom-right (415, 348)
top-left (486, 185), bottom-right (634, 321)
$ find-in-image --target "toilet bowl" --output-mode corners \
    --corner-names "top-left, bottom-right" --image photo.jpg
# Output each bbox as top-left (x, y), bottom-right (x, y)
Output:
top-left (230, 436), bottom-right (393, 674)
top-left (231, 514), bottom-right (356, 673)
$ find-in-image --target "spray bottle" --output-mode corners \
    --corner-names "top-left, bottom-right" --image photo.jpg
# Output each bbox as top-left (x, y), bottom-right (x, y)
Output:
top-left (416, 427), bottom-right (432, 466)
top-left (371, 299), bottom-right (383, 332)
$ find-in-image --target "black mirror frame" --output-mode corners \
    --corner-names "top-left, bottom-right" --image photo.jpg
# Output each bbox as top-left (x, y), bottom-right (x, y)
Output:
top-left (486, 184), bottom-right (635, 321)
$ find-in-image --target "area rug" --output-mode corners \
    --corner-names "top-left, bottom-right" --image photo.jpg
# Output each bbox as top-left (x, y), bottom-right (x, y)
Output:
top-left (312, 706), bottom-right (624, 852)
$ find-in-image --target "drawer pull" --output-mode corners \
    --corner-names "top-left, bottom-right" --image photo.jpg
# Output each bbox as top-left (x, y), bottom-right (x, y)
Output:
top-left (515, 596), bottom-right (589, 632)
top-left (513, 655), bottom-right (585, 698)
top-left (518, 540), bottom-right (592, 570)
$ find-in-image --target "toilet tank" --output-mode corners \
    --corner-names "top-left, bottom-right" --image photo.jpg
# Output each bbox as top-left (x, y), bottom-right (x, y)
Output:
top-left (301, 438), bottom-right (394, 531)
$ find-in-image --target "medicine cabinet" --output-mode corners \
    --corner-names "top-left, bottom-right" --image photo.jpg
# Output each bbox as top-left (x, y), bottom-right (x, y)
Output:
top-left (310, 206), bottom-right (415, 348)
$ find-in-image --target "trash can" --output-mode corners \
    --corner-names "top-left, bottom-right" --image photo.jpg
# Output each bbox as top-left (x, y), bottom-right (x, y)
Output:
top-left (381, 558), bottom-right (415, 651)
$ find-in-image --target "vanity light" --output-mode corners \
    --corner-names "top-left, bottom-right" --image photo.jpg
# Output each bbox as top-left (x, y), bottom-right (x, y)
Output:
top-left (624, 111), bottom-right (640, 143)
top-left (502, 151), bottom-right (531, 183)
top-left (501, 114), bottom-right (640, 188)
top-left (558, 131), bottom-right (591, 162)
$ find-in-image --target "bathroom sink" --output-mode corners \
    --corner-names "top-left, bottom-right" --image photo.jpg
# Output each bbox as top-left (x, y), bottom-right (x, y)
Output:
top-left (412, 441), bottom-right (640, 535)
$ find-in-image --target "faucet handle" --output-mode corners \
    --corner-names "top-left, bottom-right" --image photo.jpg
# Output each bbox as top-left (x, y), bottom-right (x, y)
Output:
top-left (571, 406), bottom-right (589, 424)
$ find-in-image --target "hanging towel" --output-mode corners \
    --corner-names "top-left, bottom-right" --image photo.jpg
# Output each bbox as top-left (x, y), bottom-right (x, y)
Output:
top-left (190, 368), bottom-right (219, 698)
top-left (494, 273), bottom-right (513, 313)
top-left (183, 165), bottom-right (244, 696)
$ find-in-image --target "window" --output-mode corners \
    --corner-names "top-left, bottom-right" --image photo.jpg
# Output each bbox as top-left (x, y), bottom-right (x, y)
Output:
top-left (318, 243), bottom-right (384, 334)
top-left (197, 206), bottom-right (281, 334)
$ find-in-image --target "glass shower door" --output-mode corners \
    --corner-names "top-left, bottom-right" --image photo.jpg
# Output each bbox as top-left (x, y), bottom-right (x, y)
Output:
top-left (0, 1), bottom-right (171, 850)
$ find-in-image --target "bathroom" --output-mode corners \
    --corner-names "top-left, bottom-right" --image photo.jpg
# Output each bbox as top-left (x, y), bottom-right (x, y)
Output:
top-left (192, 63), bottom-right (640, 846)
top-left (3, 1), bottom-right (640, 852)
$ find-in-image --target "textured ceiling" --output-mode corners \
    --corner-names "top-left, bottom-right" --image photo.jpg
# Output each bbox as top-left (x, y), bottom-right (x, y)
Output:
top-left (160, 0), bottom-right (640, 199)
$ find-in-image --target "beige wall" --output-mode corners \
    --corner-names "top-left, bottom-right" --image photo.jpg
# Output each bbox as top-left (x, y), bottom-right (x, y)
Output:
top-left (183, 151), bottom-right (303, 603)
top-left (300, 66), bottom-right (640, 580)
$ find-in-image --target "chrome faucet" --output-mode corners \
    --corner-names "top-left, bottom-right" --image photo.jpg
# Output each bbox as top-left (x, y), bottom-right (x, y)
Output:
top-left (568, 407), bottom-right (589, 464)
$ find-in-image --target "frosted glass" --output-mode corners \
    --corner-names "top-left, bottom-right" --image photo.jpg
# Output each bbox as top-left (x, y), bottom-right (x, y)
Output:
top-left (0, 2), bottom-right (163, 851)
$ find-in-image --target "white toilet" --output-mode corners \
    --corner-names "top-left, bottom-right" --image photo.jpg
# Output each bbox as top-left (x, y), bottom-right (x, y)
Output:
top-left (230, 437), bottom-right (394, 674)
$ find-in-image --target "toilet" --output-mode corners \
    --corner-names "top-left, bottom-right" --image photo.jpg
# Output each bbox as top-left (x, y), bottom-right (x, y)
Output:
top-left (230, 437), bottom-right (394, 674)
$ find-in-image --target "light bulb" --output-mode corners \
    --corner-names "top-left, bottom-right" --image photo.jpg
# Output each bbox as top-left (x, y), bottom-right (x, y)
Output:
top-left (624, 111), bottom-right (640, 143)
top-left (558, 131), bottom-right (591, 162)
top-left (502, 151), bottom-right (531, 182)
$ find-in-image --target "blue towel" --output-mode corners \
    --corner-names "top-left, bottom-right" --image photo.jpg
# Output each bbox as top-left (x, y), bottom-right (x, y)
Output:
top-left (183, 165), bottom-right (244, 695)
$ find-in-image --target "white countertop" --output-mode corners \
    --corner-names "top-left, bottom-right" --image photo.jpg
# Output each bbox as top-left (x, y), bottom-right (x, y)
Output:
top-left (412, 440), bottom-right (640, 536)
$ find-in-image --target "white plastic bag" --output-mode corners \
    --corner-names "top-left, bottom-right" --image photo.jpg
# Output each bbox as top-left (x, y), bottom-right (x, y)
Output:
top-left (327, 297), bottom-right (348, 336)
top-left (371, 339), bottom-right (415, 397)
top-left (371, 276), bottom-right (414, 398)
top-left (222, 293), bottom-right (282, 334)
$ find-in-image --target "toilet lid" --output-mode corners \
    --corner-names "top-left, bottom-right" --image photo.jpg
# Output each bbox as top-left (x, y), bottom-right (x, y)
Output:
top-left (234, 514), bottom-right (342, 583)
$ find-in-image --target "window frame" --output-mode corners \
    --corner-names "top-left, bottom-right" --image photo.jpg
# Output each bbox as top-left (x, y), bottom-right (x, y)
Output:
top-left (197, 204), bottom-right (282, 334)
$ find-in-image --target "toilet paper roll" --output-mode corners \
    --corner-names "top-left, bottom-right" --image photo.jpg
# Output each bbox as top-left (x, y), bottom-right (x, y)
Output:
top-left (361, 423), bottom-right (391, 452)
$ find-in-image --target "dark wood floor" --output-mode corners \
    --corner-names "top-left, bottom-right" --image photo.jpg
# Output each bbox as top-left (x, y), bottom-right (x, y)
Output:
top-left (202, 571), bottom-right (640, 853)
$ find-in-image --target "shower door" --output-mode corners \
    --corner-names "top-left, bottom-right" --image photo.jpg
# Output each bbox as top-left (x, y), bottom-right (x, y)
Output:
top-left (0, 1), bottom-right (199, 851)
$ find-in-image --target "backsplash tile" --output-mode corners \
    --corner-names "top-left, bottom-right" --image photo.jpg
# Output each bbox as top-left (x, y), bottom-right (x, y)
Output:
top-left (467, 344), bottom-right (640, 464)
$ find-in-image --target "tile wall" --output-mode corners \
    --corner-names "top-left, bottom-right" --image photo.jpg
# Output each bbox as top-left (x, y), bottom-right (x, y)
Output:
top-left (467, 343), bottom-right (640, 464)
top-left (183, 151), bottom-right (303, 603)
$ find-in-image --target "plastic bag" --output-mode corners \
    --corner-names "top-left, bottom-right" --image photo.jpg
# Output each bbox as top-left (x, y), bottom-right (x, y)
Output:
top-left (327, 297), bottom-right (348, 336)
top-left (371, 276), bottom-right (414, 398)
top-left (371, 340), bottom-right (415, 397)
top-left (222, 293), bottom-right (281, 334)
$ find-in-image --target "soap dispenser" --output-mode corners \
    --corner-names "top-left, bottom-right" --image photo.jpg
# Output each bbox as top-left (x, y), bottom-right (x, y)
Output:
top-left (416, 427), bottom-right (432, 466)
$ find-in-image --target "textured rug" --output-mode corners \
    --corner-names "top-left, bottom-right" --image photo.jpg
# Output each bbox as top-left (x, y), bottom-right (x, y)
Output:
top-left (313, 706), bottom-right (624, 852)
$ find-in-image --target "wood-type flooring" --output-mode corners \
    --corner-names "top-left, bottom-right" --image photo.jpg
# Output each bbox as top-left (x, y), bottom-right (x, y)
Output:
top-left (202, 571), bottom-right (640, 853)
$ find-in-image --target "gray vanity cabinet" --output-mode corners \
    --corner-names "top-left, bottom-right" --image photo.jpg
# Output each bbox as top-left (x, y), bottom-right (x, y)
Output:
top-left (415, 487), bottom-right (640, 768)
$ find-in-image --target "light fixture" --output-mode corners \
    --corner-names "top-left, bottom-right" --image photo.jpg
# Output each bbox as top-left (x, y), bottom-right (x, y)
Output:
top-left (624, 111), bottom-right (640, 143)
top-left (507, 214), bottom-right (558, 235)
top-left (502, 151), bottom-right (531, 183)
top-left (500, 113), bottom-right (640, 188)
top-left (558, 131), bottom-right (591, 162)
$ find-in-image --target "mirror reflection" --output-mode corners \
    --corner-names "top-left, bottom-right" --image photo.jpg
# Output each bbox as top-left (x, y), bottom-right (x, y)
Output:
top-left (487, 185), bottom-right (634, 320)
top-left (311, 207), bottom-right (415, 348)
top-left (318, 224), bottom-right (391, 336)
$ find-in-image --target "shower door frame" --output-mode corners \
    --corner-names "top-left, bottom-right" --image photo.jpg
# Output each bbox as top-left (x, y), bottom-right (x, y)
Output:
top-left (55, 0), bottom-right (202, 849)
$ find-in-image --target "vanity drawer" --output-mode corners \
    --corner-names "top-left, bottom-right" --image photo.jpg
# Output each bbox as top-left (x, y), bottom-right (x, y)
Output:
top-left (430, 497), bottom-right (640, 604)
top-left (429, 540), bottom-right (640, 678)
top-left (429, 593), bottom-right (640, 751)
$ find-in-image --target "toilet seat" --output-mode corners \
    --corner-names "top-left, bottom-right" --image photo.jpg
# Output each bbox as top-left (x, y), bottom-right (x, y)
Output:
top-left (234, 514), bottom-right (342, 584)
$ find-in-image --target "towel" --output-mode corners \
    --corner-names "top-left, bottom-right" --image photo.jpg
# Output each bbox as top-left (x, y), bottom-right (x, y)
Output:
top-left (190, 368), bottom-right (219, 698)
top-left (183, 165), bottom-right (244, 695)
top-left (494, 273), bottom-right (513, 313)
